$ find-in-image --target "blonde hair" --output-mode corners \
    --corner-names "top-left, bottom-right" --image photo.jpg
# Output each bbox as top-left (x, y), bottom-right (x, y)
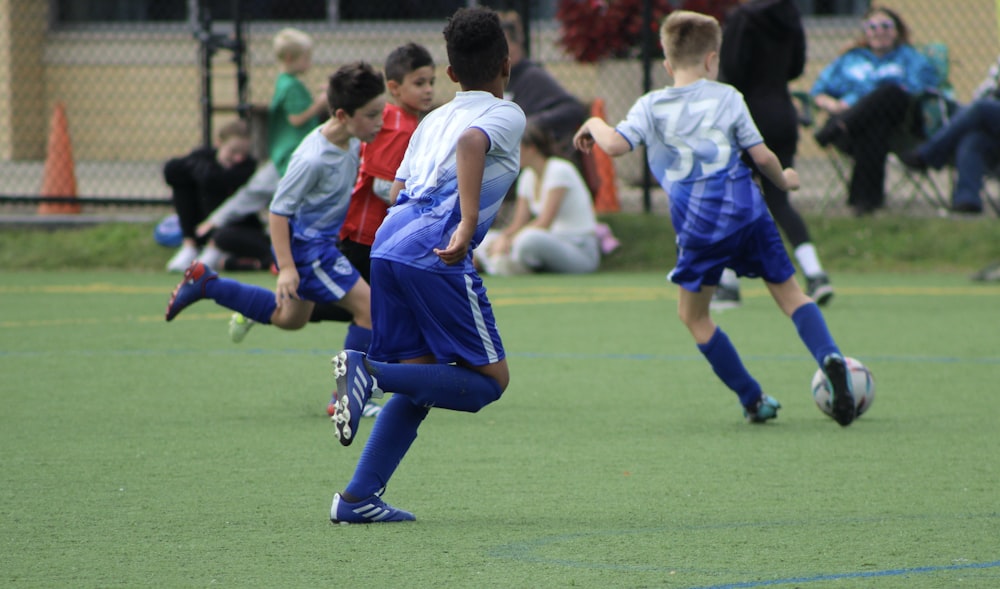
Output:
top-left (273, 28), bottom-right (313, 62)
top-left (660, 10), bottom-right (721, 69)
top-left (216, 118), bottom-right (250, 142)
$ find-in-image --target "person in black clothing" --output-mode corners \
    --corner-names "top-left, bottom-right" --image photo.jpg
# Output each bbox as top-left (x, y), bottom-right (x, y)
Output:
top-left (163, 119), bottom-right (258, 272)
top-left (717, 0), bottom-right (833, 307)
top-left (499, 11), bottom-right (587, 160)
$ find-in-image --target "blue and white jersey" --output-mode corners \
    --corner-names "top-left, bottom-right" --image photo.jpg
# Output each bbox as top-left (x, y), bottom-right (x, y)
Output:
top-left (615, 79), bottom-right (768, 248)
top-left (372, 91), bottom-right (525, 273)
top-left (269, 127), bottom-right (361, 243)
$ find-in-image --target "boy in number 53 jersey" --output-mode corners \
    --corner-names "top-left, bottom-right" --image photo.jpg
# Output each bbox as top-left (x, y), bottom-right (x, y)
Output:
top-left (574, 10), bottom-right (859, 427)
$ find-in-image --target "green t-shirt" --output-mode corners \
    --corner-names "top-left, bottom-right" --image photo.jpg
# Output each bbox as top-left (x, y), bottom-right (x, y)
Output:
top-left (268, 72), bottom-right (319, 176)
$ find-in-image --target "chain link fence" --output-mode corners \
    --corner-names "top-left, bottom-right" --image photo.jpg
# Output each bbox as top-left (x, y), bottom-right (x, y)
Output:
top-left (1, 0), bottom-right (997, 217)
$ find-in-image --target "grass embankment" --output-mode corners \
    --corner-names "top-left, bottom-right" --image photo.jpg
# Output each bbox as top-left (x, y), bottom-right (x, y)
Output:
top-left (0, 212), bottom-right (996, 273)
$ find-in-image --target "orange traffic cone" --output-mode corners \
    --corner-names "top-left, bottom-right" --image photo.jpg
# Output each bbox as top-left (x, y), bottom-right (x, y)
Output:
top-left (37, 102), bottom-right (81, 215)
top-left (588, 98), bottom-right (620, 213)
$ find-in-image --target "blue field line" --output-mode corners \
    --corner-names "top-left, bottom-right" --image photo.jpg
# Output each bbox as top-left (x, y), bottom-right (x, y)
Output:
top-left (488, 514), bottom-right (1000, 579)
top-left (1, 347), bottom-right (1000, 366)
top-left (682, 559), bottom-right (1000, 589)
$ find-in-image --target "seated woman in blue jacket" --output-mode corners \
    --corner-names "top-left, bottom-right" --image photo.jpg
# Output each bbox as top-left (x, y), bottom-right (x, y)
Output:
top-left (810, 6), bottom-right (939, 216)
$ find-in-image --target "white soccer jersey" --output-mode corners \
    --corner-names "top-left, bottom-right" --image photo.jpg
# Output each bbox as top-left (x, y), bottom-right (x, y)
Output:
top-left (372, 91), bottom-right (526, 273)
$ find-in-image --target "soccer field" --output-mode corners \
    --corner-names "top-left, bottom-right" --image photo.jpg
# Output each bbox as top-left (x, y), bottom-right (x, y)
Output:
top-left (2, 270), bottom-right (998, 588)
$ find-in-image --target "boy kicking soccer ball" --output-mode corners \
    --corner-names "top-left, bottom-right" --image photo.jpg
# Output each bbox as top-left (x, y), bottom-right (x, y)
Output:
top-left (573, 10), bottom-right (857, 426)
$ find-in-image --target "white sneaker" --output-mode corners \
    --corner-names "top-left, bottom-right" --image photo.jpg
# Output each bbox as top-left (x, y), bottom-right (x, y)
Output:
top-left (229, 313), bottom-right (255, 343)
top-left (166, 245), bottom-right (199, 273)
top-left (197, 245), bottom-right (225, 270)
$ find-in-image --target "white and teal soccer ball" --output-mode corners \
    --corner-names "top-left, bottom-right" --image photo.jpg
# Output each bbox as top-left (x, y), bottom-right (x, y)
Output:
top-left (811, 357), bottom-right (875, 419)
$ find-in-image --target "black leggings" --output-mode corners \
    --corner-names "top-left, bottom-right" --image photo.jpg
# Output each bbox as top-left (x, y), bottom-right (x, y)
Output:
top-left (744, 145), bottom-right (811, 248)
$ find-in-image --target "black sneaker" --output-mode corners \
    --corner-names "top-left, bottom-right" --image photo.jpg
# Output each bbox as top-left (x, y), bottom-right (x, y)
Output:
top-left (822, 354), bottom-right (856, 427)
top-left (948, 202), bottom-right (983, 215)
top-left (710, 284), bottom-right (741, 310)
top-left (805, 273), bottom-right (834, 306)
top-left (813, 119), bottom-right (843, 148)
top-left (897, 148), bottom-right (927, 171)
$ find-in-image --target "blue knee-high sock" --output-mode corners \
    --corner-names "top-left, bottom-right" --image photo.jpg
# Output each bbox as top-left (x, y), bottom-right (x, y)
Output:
top-left (204, 277), bottom-right (276, 324)
top-left (344, 323), bottom-right (372, 353)
top-left (697, 327), bottom-right (762, 407)
top-left (344, 394), bottom-right (428, 499)
top-left (366, 361), bottom-right (503, 412)
top-left (792, 302), bottom-right (841, 366)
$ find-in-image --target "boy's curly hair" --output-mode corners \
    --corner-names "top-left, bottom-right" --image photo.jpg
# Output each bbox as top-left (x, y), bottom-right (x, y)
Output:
top-left (443, 8), bottom-right (508, 88)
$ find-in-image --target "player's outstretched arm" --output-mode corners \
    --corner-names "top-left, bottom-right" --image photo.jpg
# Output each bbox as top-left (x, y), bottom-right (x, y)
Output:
top-left (573, 117), bottom-right (630, 157)
top-left (746, 143), bottom-right (799, 192)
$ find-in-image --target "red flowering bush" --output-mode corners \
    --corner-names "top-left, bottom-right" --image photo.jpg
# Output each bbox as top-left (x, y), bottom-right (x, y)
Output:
top-left (556, 0), bottom-right (739, 63)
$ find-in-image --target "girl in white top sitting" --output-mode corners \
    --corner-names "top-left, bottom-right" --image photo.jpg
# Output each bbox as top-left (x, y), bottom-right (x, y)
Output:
top-left (477, 122), bottom-right (601, 275)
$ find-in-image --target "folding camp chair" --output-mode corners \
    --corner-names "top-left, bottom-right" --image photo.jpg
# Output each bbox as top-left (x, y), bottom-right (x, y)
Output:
top-left (799, 42), bottom-right (958, 213)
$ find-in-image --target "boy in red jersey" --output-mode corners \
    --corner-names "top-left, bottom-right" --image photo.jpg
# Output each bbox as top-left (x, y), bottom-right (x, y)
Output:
top-left (227, 43), bottom-right (436, 418)
top-left (337, 42), bottom-right (436, 275)
top-left (319, 42), bottom-right (436, 416)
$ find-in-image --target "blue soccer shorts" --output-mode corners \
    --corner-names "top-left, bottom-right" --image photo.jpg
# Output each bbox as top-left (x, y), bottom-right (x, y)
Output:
top-left (668, 214), bottom-right (795, 292)
top-left (283, 238), bottom-right (362, 305)
top-left (367, 259), bottom-right (505, 366)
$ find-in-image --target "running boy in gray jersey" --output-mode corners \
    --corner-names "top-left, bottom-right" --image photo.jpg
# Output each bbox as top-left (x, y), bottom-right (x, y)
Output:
top-left (166, 63), bottom-right (385, 360)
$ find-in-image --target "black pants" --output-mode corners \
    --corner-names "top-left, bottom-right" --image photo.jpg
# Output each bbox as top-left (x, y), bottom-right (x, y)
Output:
top-left (818, 84), bottom-right (920, 213)
top-left (742, 142), bottom-right (811, 248)
top-left (212, 215), bottom-right (272, 269)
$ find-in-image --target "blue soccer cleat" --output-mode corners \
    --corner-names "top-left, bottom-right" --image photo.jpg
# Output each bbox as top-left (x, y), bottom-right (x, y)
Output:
top-left (823, 353), bottom-right (856, 427)
top-left (744, 393), bottom-right (781, 424)
top-left (326, 390), bottom-right (382, 419)
top-left (165, 261), bottom-right (217, 322)
top-left (330, 350), bottom-right (384, 446)
top-left (330, 492), bottom-right (415, 524)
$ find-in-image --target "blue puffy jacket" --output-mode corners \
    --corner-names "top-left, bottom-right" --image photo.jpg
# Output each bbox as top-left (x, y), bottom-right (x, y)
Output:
top-left (811, 45), bottom-right (940, 106)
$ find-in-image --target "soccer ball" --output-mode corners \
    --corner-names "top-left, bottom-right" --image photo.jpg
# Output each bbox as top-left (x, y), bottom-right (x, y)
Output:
top-left (811, 357), bottom-right (875, 419)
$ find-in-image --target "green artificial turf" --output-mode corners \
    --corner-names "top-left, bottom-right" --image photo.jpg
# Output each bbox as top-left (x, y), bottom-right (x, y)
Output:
top-left (2, 270), bottom-right (998, 588)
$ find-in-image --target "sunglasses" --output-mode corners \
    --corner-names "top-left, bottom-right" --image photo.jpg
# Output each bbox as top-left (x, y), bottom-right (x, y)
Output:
top-left (864, 20), bottom-right (896, 32)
